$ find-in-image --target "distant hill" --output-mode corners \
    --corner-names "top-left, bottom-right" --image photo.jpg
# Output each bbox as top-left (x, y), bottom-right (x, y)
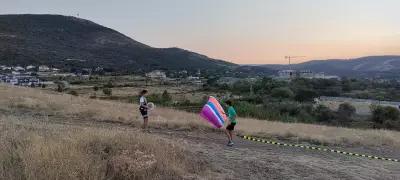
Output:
top-left (0, 14), bottom-right (234, 72)
top-left (261, 56), bottom-right (400, 78)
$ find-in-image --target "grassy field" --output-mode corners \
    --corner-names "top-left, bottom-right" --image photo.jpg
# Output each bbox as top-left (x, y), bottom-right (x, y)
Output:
top-left (318, 97), bottom-right (400, 115)
top-left (1, 84), bottom-right (400, 179)
top-left (0, 115), bottom-right (207, 179)
top-left (2, 84), bottom-right (400, 149)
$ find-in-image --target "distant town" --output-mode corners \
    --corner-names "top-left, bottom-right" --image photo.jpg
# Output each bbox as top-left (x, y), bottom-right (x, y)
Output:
top-left (0, 63), bottom-right (345, 88)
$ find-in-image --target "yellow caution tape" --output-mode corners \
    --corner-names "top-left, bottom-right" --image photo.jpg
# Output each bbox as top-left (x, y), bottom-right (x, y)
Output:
top-left (241, 135), bottom-right (399, 163)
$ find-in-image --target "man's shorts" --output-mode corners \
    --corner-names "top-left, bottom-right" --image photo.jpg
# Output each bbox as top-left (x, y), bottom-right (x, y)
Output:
top-left (226, 123), bottom-right (236, 131)
top-left (139, 107), bottom-right (148, 118)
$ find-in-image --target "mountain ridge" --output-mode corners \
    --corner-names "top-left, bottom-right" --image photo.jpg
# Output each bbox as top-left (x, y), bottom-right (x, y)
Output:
top-left (0, 14), bottom-right (234, 72)
top-left (259, 55), bottom-right (400, 77)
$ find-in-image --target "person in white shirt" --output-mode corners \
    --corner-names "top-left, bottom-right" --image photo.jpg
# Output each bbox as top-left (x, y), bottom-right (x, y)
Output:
top-left (139, 90), bottom-right (149, 130)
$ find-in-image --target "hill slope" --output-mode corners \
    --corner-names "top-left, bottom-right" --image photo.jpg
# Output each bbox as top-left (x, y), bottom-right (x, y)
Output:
top-left (1, 85), bottom-right (399, 179)
top-left (0, 14), bottom-right (234, 72)
top-left (262, 56), bottom-right (400, 77)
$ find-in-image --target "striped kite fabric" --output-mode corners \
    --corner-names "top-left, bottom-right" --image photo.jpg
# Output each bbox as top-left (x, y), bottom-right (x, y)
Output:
top-left (200, 96), bottom-right (227, 128)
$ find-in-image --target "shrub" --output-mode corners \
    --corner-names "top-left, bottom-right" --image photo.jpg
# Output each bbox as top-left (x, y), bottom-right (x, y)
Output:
top-left (68, 90), bottom-right (79, 96)
top-left (313, 105), bottom-right (336, 123)
top-left (57, 84), bottom-right (66, 92)
top-left (104, 81), bottom-right (115, 88)
top-left (337, 103), bottom-right (356, 125)
top-left (236, 101), bottom-right (275, 120)
top-left (371, 105), bottom-right (400, 129)
top-left (338, 103), bottom-right (356, 117)
top-left (161, 90), bottom-right (172, 103)
top-left (103, 88), bottom-right (112, 96)
top-left (271, 87), bottom-right (294, 100)
top-left (55, 81), bottom-right (69, 92)
top-left (93, 86), bottom-right (99, 91)
top-left (278, 102), bottom-right (300, 116)
top-left (294, 88), bottom-right (318, 102)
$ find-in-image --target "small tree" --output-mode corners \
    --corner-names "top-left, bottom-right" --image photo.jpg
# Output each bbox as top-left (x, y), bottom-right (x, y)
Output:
top-left (371, 105), bottom-right (400, 129)
top-left (68, 90), bottom-right (79, 96)
top-left (161, 90), bottom-right (172, 103)
top-left (338, 103), bottom-right (356, 117)
top-left (337, 103), bottom-right (356, 125)
top-left (271, 87), bottom-right (294, 100)
top-left (57, 83), bottom-right (66, 92)
top-left (55, 81), bottom-right (69, 92)
top-left (104, 81), bottom-right (114, 88)
top-left (103, 88), bottom-right (112, 96)
top-left (313, 105), bottom-right (336, 123)
top-left (294, 88), bottom-right (318, 102)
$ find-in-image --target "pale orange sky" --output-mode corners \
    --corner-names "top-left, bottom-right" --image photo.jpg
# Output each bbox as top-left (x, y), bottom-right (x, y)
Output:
top-left (3, 0), bottom-right (400, 64)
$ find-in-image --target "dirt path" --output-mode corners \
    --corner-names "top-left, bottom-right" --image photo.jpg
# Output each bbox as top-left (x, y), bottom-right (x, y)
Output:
top-left (14, 112), bottom-right (400, 180)
top-left (153, 129), bottom-right (400, 180)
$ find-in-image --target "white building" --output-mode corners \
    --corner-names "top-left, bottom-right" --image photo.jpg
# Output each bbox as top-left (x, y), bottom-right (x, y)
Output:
top-left (39, 65), bottom-right (50, 72)
top-left (13, 66), bottom-right (25, 71)
top-left (277, 70), bottom-right (340, 80)
top-left (1, 66), bottom-right (12, 71)
top-left (26, 65), bottom-right (36, 70)
top-left (51, 68), bottom-right (60, 72)
top-left (187, 76), bottom-right (200, 80)
top-left (278, 70), bottom-right (296, 79)
top-left (146, 70), bottom-right (167, 79)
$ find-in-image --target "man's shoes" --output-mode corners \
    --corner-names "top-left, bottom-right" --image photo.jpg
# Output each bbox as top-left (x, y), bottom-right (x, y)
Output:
top-left (227, 141), bottom-right (234, 147)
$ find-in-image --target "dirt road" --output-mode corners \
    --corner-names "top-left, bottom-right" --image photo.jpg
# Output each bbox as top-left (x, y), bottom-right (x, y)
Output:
top-left (153, 129), bottom-right (400, 180)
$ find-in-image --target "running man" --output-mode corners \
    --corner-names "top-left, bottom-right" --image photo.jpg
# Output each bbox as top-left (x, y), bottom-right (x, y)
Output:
top-left (225, 100), bottom-right (237, 147)
top-left (139, 90), bottom-right (149, 130)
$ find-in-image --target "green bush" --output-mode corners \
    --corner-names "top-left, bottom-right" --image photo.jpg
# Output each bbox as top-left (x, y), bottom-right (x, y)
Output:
top-left (102, 88), bottom-right (112, 96)
top-left (294, 88), bottom-right (318, 102)
top-left (338, 103), bottom-right (356, 117)
top-left (271, 87), bottom-right (294, 100)
top-left (57, 84), bottom-right (66, 92)
top-left (235, 101), bottom-right (277, 120)
top-left (103, 81), bottom-right (114, 88)
top-left (336, 103), bottom-right (356, 125)
top-left (68, 90), bottom-right (79, 96)
top-left (371, 105), bottom-right (400, 130)
top-left (161, 90), bottom-right (172, 103)
top-left (313, 105), bottom-right (336, 123)
top-left (277, 102), bottom-right (300, 116)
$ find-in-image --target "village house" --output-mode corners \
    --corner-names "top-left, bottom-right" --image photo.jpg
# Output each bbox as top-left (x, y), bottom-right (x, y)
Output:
top-left (13, 66), bottom-right (26, 71)
top-left (26, 65), bottom-right (36, 70)
top-left (277, 70), bottom-right (340, 80)
top-left (0, 66), bottom-right (12, 71)
top-left (0, 74), bottom-right (40, 87)
top-left (38, 65), bottom-right (50, 72)
top-left (146, 70), bottom-right (167, 79)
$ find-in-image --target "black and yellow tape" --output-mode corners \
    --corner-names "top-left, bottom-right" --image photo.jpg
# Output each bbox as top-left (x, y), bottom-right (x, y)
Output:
top-left (240, 135), bottom-right (399, 163)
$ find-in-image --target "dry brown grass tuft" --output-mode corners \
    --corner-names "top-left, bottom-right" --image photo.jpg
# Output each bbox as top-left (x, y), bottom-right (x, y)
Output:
top-left (0, 115), bottom-right (207, 180)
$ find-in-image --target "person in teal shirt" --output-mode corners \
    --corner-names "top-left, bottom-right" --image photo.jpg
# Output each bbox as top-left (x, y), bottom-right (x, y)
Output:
top-left (225, 100), bottom-right (237, 147)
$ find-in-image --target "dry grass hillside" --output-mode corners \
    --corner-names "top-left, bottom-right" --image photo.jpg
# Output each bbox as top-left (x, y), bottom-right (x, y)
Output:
top-left (1, 85), bottom-right (399, 149)
top-left (1, 84), bottom-right (400, 179)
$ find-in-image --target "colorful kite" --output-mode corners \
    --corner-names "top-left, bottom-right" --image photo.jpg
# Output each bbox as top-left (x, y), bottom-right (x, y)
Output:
top-left (200, 96), bottom-right (227, 128)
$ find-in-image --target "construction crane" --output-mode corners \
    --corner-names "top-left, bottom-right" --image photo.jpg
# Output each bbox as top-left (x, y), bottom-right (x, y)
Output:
top-left (284, 56), bottom-right (306, 70)
top-left (285, 56), bottom-right (306, 66)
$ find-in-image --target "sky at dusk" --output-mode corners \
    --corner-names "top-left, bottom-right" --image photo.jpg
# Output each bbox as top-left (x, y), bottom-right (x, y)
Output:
top-left (2, 0), bottom-right (400, 64)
